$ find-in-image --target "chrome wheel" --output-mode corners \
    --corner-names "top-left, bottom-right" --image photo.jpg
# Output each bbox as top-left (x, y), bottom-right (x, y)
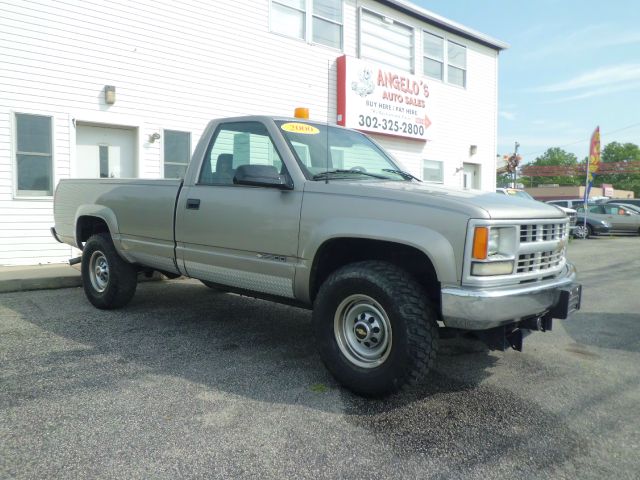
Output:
top-left (89, 250), bottom-right (109, 293)
top-left (573, 225), bottom-right (588, 239)
top-left (334, 294), bottom-right (392, 368)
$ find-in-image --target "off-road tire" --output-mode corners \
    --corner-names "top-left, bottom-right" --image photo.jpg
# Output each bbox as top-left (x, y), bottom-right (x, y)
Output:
top-left (81, 233), bottom-right (138, 309)
top-left (313, 260), bottom-right (439, 397)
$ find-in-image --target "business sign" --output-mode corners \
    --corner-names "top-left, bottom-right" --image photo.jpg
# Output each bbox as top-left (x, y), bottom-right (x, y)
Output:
top-left (337, 55), bottom-right (431, 141)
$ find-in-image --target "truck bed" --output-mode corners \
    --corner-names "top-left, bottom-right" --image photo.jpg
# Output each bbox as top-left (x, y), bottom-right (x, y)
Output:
top-left (54, 178), bottom-right (182, 272)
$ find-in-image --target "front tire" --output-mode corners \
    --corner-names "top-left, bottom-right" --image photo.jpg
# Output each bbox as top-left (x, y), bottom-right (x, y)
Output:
top-left (81, 233), bottom-right (137, 309)
top-left (313, 261), bottom-right (438, 397)
top-left (573, 224), bottom-right (592, 239)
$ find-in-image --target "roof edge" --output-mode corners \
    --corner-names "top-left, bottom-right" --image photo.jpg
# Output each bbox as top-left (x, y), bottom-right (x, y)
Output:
top-left (378, 0), bottom-right (510, 51)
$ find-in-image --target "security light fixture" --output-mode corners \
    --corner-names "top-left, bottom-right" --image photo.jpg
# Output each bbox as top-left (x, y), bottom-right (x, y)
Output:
top-left (148, 132), bottom-right (161, 143)
top-left (104, 85), bottom-right (116, 105)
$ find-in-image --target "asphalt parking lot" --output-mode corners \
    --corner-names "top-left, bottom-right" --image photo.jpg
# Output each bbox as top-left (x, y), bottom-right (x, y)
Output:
top-left (1, 236), bottom-right (639, 479)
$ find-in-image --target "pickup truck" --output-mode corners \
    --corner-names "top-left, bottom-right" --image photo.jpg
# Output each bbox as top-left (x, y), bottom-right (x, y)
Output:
top-left (52, 115), bottom-right (582, 396)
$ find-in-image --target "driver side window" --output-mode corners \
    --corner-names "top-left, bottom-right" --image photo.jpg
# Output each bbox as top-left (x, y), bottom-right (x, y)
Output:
top-left (199, 122), bottom-right (284, 185)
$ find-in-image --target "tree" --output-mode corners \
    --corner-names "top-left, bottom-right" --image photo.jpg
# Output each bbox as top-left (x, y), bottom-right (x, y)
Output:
top-left (522, 147), bottom-right (581, 187)
top-left (597, 142), bottom-right (640, 197)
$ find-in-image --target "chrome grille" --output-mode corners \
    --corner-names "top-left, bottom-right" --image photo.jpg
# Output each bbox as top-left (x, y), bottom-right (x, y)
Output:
top-left (520, 222), bottom-right (568, 243)
top-left (568, 211), bottom-right (577, 226)
top-left (517, 250), bottom-right (564, 273)
top-left (465, 218), bottom-right (571, 287)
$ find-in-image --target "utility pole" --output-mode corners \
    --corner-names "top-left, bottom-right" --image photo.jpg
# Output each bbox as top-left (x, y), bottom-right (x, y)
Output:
top-left (507, 141), bottom-right (521, 188)
top-left (513, 141), bottom-right (520, 188)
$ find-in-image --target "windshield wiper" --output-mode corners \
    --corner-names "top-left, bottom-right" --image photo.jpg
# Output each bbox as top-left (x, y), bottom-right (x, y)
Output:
top-left (382, 169), bottom-right (421, 181)
top-left (312, 169), bottom-right (390, 180)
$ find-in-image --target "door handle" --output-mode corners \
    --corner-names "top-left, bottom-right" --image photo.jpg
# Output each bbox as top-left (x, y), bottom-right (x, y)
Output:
top-left (186, 198), bottom-right (200, 210)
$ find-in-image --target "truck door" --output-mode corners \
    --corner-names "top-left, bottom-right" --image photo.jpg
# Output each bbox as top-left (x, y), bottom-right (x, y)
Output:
top-left (175, 121), bottom-right (302, 299)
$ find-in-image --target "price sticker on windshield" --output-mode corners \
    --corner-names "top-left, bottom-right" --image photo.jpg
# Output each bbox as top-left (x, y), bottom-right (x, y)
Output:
top-left (280, 123), bottom-right (320, 135)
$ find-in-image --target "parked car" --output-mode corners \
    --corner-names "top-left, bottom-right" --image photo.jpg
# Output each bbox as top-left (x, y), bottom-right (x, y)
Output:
top-left (547, 199), bottom-right (589, 209)
top-left (608, 202), bottom-right (640, 215)
top-left (604, 198), bottom-right (640, 208)
top-left (573, 215), bottom-right (611, 239)
top-left (575, 204), bottom-right (640, 236)
top-left (497, 189), bottom-right (577, 231)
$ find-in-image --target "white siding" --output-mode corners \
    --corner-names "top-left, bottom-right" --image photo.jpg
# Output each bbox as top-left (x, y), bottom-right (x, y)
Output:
top-left (0, 0), bottom-right (500, 265)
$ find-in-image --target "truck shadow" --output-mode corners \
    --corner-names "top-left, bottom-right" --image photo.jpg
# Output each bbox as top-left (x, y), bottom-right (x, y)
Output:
top-left (562, 311), bottom-right (640, 353)
top-left (3, 280), bottom-right (587, 475)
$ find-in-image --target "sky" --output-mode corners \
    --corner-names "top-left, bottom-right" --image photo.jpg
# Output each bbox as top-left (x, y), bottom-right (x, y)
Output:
top-left (414, 0), bottom-right (640, 164)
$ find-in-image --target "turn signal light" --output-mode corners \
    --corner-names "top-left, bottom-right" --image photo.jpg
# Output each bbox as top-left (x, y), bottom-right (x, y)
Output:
top-left (472, 227), bottom-right (489, 260)
top-left (294, 107), bottom-right (310, 119)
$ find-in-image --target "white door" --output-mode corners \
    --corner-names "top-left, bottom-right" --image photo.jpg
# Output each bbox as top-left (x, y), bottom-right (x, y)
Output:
top-left (75, 124), bottom-right (136, 178)
top-left (463, 163), bottom-right (480, 189)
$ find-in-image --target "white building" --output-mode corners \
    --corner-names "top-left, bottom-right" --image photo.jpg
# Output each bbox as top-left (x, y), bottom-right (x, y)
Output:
top-left (0, 0), bottom-right (507, 266)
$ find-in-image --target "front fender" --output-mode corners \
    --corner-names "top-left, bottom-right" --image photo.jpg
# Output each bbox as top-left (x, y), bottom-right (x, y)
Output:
top-left (296, 217), bottom-right (459, 302)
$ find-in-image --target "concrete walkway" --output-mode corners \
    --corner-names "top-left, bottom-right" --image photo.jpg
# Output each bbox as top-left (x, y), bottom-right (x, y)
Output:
top-left (0, 263), bottom-right (172, 294)
top-left (0, 264), bottom-right (82, 294)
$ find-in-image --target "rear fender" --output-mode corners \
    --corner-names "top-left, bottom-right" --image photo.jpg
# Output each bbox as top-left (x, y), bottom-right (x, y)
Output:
top-left (74, 205), bottom-right (133, 262)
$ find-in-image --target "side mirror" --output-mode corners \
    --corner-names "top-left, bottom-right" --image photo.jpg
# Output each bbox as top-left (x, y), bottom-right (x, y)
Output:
top-left (233, 164), bottom-right (293, 190)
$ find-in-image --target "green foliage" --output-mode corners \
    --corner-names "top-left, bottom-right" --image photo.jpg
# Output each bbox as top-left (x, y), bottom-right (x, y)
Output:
top-left (597, 142), bottom-right (640, 196)
top-left (601, 142), bottom-right (640, 163)
top-left (496, 171), bottom-right (513, 187)
top-left (525, 147), bottom-right (582, 186)
top-left (499, 142), bottom-right (640, 196)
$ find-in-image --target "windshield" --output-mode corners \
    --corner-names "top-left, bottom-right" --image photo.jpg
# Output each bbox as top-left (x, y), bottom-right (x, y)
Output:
top-left (502, 189), bottom-right (535, 200)
top-left (276, 121), bottom-right (408, 181)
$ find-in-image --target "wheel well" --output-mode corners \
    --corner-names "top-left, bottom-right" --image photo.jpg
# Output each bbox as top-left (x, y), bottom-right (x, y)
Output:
top-left (76, 216), bottom-right (110, 248)
top-left (309, 238), bottom-right (440, 309)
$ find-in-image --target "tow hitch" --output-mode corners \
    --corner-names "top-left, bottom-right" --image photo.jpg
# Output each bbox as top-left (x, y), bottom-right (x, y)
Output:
top-left (476, 315), bottom-right (553, 352)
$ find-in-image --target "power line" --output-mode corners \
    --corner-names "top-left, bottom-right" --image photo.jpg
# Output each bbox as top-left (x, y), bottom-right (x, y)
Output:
top-left (518, 121), bottom-right (640, 159)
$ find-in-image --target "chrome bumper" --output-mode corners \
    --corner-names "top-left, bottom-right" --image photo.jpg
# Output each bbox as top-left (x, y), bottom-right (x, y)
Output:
top-left (441, 263), bottom-right (579, 330)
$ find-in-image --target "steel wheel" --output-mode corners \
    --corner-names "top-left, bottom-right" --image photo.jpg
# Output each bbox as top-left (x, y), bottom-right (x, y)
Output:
top-left (89, 250), bottom-right (110, 293)
top-left (333, 294), bottom-right (392, 369)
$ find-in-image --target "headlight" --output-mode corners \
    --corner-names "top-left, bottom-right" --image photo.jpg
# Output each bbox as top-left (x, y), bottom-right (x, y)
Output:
top-left (471, 226), bottom-right (517, 276)
top-left (488, 228), bottom-right (500, 256)
top-left (472, 226), bottom-right (517, 260)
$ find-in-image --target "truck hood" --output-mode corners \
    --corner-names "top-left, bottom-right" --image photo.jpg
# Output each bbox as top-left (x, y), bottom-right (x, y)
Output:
top-left (305, 180), bottom-right (567, 220)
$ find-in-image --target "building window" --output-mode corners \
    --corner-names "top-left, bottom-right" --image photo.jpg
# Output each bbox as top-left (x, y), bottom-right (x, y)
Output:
top-left (423, 32), bottom-right (444, 80)
top-left (271, 0), bottom-right (343, 49)
top-left (423, 160), bottom-right (443, 183)
top-left (360, 9), bottom-right (414, 72)
top-left (271, 0), bottom-right (306, 40)
top-left (312, 0), bottom-right (343, 49)
top-left (423, 32), bottom-right (468, 87)
top-left (15, 113), bottom-right (53, 196)
top-left (164, 130), bottom-right (191, 179)
top-left (447, 40), bottom-right (467, 87)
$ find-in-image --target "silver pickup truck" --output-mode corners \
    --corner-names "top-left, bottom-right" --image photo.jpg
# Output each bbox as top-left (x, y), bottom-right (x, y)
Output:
top-left (52, 116), bottom-right (581, 396)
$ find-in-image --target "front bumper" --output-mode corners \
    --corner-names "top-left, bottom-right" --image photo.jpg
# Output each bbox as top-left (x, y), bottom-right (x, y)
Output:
top-left (441, 263), bottom-right (580, 330)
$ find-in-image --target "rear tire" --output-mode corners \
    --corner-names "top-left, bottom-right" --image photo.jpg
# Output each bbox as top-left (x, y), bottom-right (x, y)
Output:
top-left (313, 261), bottom-right (438, 397)
top-left (81, 233), bottom-right (137, 309)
